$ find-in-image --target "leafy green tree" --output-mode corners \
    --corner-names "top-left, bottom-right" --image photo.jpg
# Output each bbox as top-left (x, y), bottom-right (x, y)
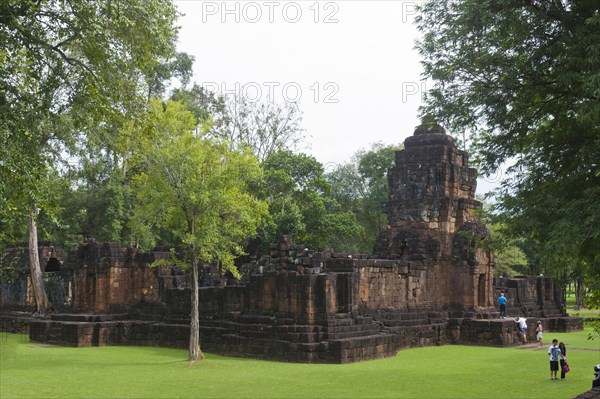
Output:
top-left (327, 143), bottom-right (402, 252)
top-left (416, 1), bottom-right (600, 282)
top-left (66, 53), bottom-right (194, 246)
top-left (258, 150), bottom-right (363, 252)
top-left (131, 99), bottom-right (267, 362)
top-left (171, 85), bottom-right (230, 136)
top-left (0, 0), bottom-right (181, 314)
top-left (486, 223), bottom-right (529, 277)
top-left (61, 168), bottom-right (128, 244)
top-left (146, 52), bottom-right (194, 100)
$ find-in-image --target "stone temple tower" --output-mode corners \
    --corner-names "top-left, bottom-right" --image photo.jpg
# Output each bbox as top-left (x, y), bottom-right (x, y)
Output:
top-left (373, 123), bottom-right (494, 314)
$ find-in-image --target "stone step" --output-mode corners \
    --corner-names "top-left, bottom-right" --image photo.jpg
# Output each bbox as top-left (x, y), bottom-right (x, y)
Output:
top-left (542, 310), bottom-right (564, 318)
top-left (274, 330), bottom-right (325, 343)
top-left (328, 333), bottom-right (395, 351)
top-left (233, 315), bottom-right (275, 324)
top-left (275, 325), bottom-right (323, 334)
top-left (50, 313), bottom-right (131, 322)
top-left (322, 317), bottom-right (354, 328)
top-left (327, 325), bottom-right (381, 340)
top-left (382, 312), bottom-right (430, 321)
top-left (327, 323), bottom-right (380, 334)
top-left (235, 329), bottom-right (273, 339)
top-left (383, 318), bottom-right (430, 327)
top-left (162, 317), bottom-right (189, 325)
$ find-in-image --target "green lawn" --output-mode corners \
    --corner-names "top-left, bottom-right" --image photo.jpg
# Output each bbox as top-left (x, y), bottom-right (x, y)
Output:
top-left (1, 328), bottom-right (599, 399)
top-left (565, 293), bottom-right (600, 319)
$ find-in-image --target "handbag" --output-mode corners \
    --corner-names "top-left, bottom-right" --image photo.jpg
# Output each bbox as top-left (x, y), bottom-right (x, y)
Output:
top-left (562, 362), bottom-right (570, 373)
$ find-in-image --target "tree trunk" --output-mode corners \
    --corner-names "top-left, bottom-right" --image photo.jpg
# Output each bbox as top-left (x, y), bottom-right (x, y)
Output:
top-left (575, 276), bottom-right (585, 309)
top-left (28, 206), bottom-right (50, 316)
top-left (188, 245), bottom-right (204, 362)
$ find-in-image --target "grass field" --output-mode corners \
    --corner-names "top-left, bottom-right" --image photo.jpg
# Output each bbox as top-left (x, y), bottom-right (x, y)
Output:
top-left (1, 328), bottom-right (599, 399)
top-left (565, 294), bottom-right (600, 319)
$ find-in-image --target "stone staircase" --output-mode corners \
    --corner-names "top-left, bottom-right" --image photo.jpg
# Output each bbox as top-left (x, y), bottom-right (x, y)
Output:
top-left (198, 313), bottom-right (330, 362)
top-left (540, 301), bottom-right (566, 318)
top-left (322, 313), bottom-right (396, 363)
top-left (324, 313), bottom-right (379, 339)
top-left (199, 312), bottom-right (398, 363)
top-left (506, 300), bottom-right (566, 319)
top-left (379, 309), bottom-right (447, 348)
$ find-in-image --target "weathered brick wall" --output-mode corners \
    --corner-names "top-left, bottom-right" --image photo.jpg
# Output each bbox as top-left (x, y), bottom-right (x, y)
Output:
top-left (240, 272), bottom-right (328, 324)
top-left (196, 286), bottom-right (245, 318)
top-left (352, 264), bottom-right (433, 310)
top-left (67, 241), bottom-right (175, 311)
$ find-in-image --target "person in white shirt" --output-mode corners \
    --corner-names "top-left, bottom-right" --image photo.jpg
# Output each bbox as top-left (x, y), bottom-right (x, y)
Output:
top-left (535, 320), bottom-right (543, 347)
top-left (514, 317), bottom-right (528, 344)
top-left (548, 339), bottom-right (561, 380)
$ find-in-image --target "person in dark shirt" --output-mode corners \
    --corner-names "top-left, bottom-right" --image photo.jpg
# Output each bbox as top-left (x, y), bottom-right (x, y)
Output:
top-left (559, 342), bottom-right (568, 380)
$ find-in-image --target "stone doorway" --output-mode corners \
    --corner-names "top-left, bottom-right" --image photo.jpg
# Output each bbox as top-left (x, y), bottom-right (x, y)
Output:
top-left (44, 257), bottom-right (61, 272)
top-left (336, 274), bottom-right (350, 313)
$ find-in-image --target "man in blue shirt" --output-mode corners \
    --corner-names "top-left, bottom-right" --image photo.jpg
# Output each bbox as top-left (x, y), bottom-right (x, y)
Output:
top-left (498, 292), bottom-right (507, 318)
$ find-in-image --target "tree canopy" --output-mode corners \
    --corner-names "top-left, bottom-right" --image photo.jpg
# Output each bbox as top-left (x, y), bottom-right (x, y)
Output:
top-left (1, 0), bottom-right (181, 218)
top-left (256, 150), bottom-right (363, 253)
top-left (416, 0), bottom-right (600, 278)
top-left (0, 0), bottom-right (182, 314)
top-left (326, 142), bottom-right (403, 252)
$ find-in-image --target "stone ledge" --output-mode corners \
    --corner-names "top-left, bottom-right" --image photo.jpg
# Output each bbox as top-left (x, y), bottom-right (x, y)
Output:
top-left (573, 387), bottom-right (600, 399)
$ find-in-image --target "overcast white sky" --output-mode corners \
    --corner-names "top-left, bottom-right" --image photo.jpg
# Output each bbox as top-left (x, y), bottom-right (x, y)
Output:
top-left (173, 0), bottom-right (499, 194)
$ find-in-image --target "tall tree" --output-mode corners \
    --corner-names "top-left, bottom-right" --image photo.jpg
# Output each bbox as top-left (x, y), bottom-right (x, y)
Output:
top-left (0, 0), bottom-right (180, 315)
top-left (172, 86), bottom-right (306, 161)
top-left (257, 150), bottom-right (363, 253)
top-left (131, 99), bottom-right (267, 362)
top-left (223, 95), bottom-right (306, 162)
top-left (485, 223), bottom-right (529, 277)
top-left (327, 142), bottom-right (403, 252)
top-left (416, 1), bottom-right (600, 278)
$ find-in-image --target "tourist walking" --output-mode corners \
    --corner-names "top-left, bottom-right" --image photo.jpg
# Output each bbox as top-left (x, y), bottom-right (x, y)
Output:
top-left (498, 292), bottom-right (507, 318)
top-left (536, 320), bottom-right (543, 347)
top-left (515, 317), bottom-right (528, 344)
top-left (593, 364), bottom-right (600, 388)
top-left (559, 342), bottom-right (568, 380)
top-left (548, 339), bottom-right (561, 380)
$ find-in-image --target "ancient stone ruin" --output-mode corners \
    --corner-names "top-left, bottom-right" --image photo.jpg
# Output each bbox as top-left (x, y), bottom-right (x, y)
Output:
top-left (373, 123), bottom-right (494, 315)
top-left (0, 125), bottom-right (582, 363)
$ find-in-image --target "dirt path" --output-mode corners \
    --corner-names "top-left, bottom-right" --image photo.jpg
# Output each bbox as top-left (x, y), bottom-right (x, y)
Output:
top-left (514, 343), bottom-right (600, 352)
